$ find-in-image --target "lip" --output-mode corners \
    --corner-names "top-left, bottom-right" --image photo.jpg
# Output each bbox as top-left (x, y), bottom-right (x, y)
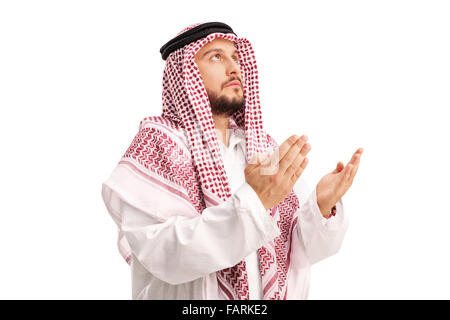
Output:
top-left (225, 80), bottom-right (241, 88)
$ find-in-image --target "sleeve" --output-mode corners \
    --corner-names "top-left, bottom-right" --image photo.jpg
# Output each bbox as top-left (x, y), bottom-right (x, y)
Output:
top-left (102, 175), bottom-right (280, 286)
top-left (293, 177), bottom-right (350, 265)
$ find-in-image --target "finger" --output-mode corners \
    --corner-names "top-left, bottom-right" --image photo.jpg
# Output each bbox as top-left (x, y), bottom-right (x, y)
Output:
top-left (348, 148), bottom-right (362, 177)
top-left (332, 161), bottom-right (344, 174)
top-left (345, 163), bottom-right (353, 180)
top-left (277, 134), bottom-right (303, 162)
top-left (291, 156), bottom-right (309, 184)
top-left (298, 140), bottom-right (310, 156)
top-left (339, 148), bottom-right (363, 188)
top-left (279, 136), bottom-right (309, 176)
top-left (348, 148), bottom-right (364, 166)
top-left (275, 134), bottom-right (308, 165)
top-left (353, 151), bottom-right (362, 171)
top-left (258, 135), bottom-right (300, 175)
top-left (286, 143), bottom-right (311, 181)
top-left (343, 150), bottom-right (361, 180)
top-left (299, 156), bottom-right (308, 170)
top-left (288, 140), bottom-right (311, 177)
top-left (350, 164), bottom-right (358, 185)
top-left (347, 152), bottom-right (359, 167)
top-left (349, 153), bottom-right (362, 184)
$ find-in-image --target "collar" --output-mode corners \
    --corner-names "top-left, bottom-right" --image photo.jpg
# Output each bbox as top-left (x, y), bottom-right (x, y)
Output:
top-left (217, 124), bottom-right (245, 152)
top-left (228, 127), bottom-right (245, 151)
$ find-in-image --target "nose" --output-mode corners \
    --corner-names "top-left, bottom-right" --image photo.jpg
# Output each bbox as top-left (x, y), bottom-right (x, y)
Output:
top-left (226, 58), bottom-right (241, 78)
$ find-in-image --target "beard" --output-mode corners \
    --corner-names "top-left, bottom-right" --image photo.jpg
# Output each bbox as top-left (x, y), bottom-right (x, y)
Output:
top-left (207, 90), bottom-right (245, 117)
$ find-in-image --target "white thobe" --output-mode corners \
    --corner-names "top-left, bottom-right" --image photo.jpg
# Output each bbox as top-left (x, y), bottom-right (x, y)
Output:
top-left (108, 126), bottom-right (349, 300)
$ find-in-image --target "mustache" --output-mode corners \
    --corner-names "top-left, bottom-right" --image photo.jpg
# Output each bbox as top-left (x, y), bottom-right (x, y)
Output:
top-left (223, 77), bottom-right (242, 88)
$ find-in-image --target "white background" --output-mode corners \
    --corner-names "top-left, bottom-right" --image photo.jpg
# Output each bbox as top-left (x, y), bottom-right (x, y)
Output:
top-left (1, 0), bottom-right (449, 299)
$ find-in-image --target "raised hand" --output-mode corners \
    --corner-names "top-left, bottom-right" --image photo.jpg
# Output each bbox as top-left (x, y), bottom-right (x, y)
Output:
top-left (245, 134), bottom-right (311, 211)
top-left (316, 148), bottom-right (364, 217)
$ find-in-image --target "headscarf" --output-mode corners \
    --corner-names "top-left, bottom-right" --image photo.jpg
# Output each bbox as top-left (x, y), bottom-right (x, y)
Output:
top-left (113, 22), bottom-right (300, 300)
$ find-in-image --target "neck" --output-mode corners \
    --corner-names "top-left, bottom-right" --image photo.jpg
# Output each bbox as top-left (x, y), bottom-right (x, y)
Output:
top-left (212, 114), bottom-right (230, 147)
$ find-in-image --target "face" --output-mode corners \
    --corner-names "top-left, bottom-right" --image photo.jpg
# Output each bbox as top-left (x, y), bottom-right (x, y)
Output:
top-left (194, 38), bottom-right (245, 116)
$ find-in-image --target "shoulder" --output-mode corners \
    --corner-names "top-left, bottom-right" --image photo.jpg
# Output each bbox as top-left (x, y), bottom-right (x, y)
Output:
top-left (137, 116), bottom-right (190, 155)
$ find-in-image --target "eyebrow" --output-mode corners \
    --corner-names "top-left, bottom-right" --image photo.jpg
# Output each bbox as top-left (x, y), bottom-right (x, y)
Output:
top-left (202, 48), bottom-right (239, 58)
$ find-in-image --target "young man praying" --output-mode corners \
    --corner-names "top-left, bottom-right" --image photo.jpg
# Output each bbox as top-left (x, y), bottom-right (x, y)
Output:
top-left (101, 22), bottom-right (363, 300)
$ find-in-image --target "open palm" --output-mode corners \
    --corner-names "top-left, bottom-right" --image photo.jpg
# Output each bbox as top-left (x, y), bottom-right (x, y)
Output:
top-left (316, 148), bottom-right (363, 216)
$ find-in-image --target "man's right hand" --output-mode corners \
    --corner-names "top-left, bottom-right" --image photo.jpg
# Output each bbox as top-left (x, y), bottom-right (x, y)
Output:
top-left (244, 135), bottom-right (311, 211)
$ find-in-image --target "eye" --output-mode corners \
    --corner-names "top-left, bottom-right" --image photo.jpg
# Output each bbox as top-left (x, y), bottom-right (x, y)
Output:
top-left (233, 55), bottom-right (239, 63)
top-left (211, 54), bottom-right (221, 61)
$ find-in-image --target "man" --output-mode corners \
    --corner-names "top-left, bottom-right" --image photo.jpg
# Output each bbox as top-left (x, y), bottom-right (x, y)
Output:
top-left (101, 22), bottom-right (363, 300)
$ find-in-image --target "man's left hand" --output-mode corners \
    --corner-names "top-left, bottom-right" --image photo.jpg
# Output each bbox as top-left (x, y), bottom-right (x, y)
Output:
top-left (316, 148), bottom-right (364, 218)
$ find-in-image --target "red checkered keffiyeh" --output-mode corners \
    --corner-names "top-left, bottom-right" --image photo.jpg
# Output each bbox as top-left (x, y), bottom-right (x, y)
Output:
top-left (109, 23), bottom-right (301, 300)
